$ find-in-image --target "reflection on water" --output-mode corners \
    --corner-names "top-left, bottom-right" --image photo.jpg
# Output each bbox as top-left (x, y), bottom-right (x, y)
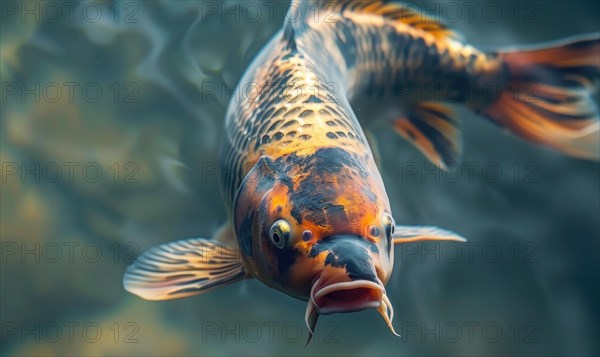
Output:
top-left (1, 1), bottom-right (598, 356)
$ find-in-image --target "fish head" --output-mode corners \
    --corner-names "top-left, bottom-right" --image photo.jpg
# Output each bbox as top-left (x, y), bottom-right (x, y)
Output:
top-left (234, 148), bottom-right (398, 338)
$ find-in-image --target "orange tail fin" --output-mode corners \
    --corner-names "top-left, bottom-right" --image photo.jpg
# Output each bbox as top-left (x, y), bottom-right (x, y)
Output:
top-left (481, 33), bottom-right (599, 160)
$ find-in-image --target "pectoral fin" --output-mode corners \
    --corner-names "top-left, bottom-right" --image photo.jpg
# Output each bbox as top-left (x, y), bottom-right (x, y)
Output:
top-left (393, 102), bottom-right (461, 169)
top-left (123, 238), bottom-right (246, 301)
top-left (393, 225), bottom-right (467, 244)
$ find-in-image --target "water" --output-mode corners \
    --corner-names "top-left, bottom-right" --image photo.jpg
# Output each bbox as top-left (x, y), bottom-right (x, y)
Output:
top-left (1, 1), bottom-right (599, 355)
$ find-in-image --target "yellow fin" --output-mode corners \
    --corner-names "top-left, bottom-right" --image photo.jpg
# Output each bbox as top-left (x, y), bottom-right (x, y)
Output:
top-left (394, 225), bottom-right (467, 245)
top-left (123, 238), bottom-right (245, 301)
top-left (393, 102), bottom-right (462, 169)
top-left (483, 33), bottom-right (600, 160)
top-left (336, 0), bottom-right (463, 41)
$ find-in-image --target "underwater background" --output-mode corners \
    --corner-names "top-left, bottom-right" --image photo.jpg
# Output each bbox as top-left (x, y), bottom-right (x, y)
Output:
top-left (1, 0), bottom-right (599, 356)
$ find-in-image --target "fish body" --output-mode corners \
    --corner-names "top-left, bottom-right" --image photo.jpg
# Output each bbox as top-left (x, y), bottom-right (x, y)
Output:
top-left (124, 0), bottom-right (600, 342)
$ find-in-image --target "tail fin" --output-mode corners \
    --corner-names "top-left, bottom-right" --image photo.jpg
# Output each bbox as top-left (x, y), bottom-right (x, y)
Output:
top-left (481, 33), bottom-right (600, 160)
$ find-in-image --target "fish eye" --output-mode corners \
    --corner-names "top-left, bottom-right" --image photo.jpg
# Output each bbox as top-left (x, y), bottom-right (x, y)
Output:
top-left (383, 214), bottom-right (395, 241)
top-left (269, 219), bottom-right (290, 249)
top-left (369, 225), bottom-right (381, 238)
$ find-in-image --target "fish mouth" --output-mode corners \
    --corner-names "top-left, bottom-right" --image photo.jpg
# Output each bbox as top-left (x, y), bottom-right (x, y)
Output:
top-left (312, 280), bottom-right (383, 314)
top-left (304, 275), bottom-right (399, 345)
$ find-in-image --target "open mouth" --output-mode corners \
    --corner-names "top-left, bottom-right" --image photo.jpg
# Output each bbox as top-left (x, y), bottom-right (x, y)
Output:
top-left (312, 280), bottom-right (383, 314)
top-left (304, 276), bottom-right (399, 345)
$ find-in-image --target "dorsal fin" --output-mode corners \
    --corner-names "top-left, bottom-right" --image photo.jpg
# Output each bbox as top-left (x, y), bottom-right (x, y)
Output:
top-left (316, 0), bottom-right (463, 41)
top-left (347, 0), bottom-right (463, 40)
top-left (282, 21), bottom-right (298, 51)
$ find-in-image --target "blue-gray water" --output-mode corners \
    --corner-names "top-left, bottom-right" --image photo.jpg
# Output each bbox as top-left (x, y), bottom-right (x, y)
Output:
top-left (1, 1), bottom-right (599, 356)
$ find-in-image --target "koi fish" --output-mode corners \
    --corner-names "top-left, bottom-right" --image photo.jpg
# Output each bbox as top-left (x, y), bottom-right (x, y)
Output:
top-left (124, 0), bottom-right (599, 343)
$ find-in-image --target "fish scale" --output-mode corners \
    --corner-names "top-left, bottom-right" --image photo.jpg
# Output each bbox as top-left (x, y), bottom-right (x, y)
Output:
top-left (221, 38), bottom-right (370, 208)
